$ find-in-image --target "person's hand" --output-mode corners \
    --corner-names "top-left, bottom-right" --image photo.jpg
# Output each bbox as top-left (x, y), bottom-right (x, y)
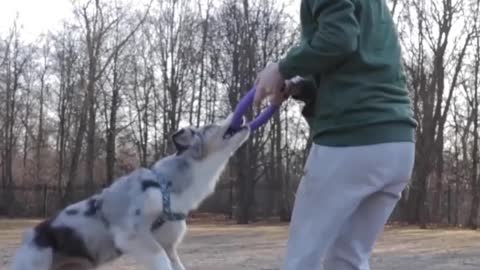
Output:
top-left (253, 62), bottom-right (285, 108)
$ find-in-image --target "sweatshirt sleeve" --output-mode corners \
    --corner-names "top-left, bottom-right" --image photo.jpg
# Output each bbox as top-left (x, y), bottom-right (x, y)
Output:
top-left (279, 0), bottom-right (360, 79)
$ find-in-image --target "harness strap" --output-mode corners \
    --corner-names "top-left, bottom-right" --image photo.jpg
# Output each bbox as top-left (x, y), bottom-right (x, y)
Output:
top-left (151, 170), bottom-right (187, 227)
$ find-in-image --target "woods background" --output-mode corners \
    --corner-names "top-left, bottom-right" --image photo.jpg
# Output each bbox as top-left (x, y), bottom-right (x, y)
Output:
top-left (0, 0), bottom-right (479, 229)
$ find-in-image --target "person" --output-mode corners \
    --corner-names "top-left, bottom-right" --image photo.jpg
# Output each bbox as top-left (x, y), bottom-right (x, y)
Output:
top-left (253, 0), bottom-right (417, 269)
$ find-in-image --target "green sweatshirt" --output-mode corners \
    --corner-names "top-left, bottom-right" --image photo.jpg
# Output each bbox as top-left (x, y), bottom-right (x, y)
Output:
top-left (279, 0), bottom-right (417, 146)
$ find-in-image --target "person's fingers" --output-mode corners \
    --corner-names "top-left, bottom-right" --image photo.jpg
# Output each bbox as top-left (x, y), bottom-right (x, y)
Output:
top-left (253, 73), bottom-right (263, 106)
top-left (254, 75), bottom-right (260, 86)
top-left (270, 90), bottom-right (287, 106)
top-left (255, 81), bottom-right (276, 109)
top-left (268, 83), bottom-right (287, 106)
top-left (254, 83), bottom-right (267, 109)
top-left (270, 95), bottom-right (281, 106)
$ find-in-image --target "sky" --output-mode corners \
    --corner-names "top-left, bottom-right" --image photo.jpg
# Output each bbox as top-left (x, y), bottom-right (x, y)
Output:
top-left (0, 0), bottom-right (72, 41)
top-left (0, 0), bottom-right (299, 42)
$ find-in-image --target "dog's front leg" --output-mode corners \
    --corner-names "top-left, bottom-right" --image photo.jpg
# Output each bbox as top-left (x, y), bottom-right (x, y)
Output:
top-left (133, 248), bottom-right (173, 270)
top-left (113, 228), bottom-right (173, 270)
top-left (164, 245), bottom-right (185, 270)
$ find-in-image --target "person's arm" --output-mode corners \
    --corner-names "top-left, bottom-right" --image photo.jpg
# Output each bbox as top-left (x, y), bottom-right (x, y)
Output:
top-left (279, 0), bottom-right (360, 79)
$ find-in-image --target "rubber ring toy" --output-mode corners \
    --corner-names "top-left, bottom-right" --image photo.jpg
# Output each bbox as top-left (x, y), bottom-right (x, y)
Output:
top-left (229, 87), bottom-right (280, 132)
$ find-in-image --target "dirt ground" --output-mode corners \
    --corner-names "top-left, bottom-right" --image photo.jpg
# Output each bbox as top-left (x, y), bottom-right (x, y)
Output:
top-left (2, 220), bottom-right (480, 270)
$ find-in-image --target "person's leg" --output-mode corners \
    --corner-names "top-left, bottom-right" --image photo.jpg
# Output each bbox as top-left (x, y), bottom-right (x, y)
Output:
top-left (283, 142), bottom-right (413, 270)
top-left (322, 182), bottom-right (408, 270)
top-left (322, 142), bottom-right (415, 270)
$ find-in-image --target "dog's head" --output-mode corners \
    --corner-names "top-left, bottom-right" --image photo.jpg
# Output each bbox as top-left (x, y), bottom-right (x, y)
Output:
top-left (172, 114), bottom-right (249, 160)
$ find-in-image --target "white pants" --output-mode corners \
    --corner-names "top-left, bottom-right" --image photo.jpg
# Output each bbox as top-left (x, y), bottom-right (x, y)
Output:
top-left (283, 142), bottom-right (415, 270)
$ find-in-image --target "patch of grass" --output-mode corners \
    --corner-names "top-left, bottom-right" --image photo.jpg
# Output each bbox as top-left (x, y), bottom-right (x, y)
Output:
top-left (0, 219), bottom-right (39, 230)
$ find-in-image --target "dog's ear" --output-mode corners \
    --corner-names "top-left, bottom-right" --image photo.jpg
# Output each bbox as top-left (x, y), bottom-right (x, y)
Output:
top-left (172, 128), bottom-right (193, 152)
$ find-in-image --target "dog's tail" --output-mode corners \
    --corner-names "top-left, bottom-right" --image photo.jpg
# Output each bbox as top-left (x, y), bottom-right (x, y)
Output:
top-left (9, 229), bottom-right (53, 270)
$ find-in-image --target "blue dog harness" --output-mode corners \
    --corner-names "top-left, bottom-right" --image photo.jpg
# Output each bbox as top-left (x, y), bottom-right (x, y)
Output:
top-left (149, 171), bottom-right (187, 229)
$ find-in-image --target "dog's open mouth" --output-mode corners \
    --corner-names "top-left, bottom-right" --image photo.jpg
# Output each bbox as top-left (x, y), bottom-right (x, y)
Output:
top-left (223, 127), bottom-right (241, 139)
top-left (223, 117), bottom-right (247, 139)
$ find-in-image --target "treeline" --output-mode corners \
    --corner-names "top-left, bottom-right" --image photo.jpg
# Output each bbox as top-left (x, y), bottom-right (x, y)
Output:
top-left (0, 0), bottom-right (479, 228)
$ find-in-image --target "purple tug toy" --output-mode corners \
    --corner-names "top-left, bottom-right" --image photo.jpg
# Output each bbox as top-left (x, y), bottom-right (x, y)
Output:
top-left (229, 87), bottom-right (280, 133)
top-left (228, 77), bottom-right (304, 134)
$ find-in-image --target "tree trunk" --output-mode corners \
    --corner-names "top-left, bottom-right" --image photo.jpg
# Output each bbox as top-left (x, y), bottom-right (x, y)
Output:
top-left (106, 50), bottom-right (120, 185)
top-left (468, 23), bottom-right (480, 229)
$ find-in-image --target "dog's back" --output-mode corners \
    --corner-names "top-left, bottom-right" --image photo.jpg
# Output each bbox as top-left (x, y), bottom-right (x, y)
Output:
top-left (10, 114), bottom-right (250, 270)
top-left (9, 168), bottom-right (163, 270)
top-left (10, 196), bottom-right (122, 270)
top-left (10, 227), bottom-right (53, 270)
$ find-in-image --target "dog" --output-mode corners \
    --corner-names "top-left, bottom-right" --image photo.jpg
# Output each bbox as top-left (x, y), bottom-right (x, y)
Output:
top-left (9, 114), bottom-right (250, 270)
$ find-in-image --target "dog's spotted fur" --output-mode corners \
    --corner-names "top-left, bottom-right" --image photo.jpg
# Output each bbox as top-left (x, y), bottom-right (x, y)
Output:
top-left (10, 114), bottom-right (249, 270)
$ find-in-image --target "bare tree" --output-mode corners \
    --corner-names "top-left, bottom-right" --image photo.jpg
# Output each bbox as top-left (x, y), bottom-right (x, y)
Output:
top-left (75, 0), bottom-right (151, 193)
top-left (51, 25), bottom-right (82, 203)
top-left (0, 22), bottom-right (31, 215)
top-left (467, 0), bottom-right (480, 228)
top-left (399, 0), bottom-right (472, 226)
